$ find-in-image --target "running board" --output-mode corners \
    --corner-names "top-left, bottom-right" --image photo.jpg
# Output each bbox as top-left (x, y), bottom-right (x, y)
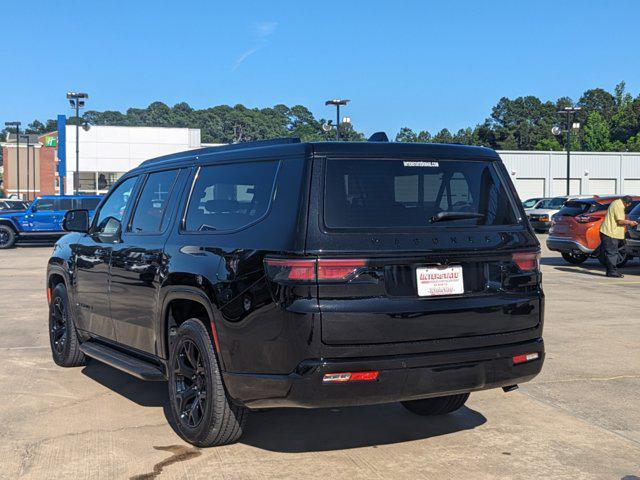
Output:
top-left (80, 342), bottom-right (165, 381)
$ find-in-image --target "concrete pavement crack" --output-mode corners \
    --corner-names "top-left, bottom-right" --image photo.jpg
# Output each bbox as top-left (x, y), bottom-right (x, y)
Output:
top-left (517, 390), bottom-right (640, 448)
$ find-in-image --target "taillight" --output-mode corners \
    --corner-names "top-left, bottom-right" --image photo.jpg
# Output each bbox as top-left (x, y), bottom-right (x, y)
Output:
top-left (575, 214), bottom-right (599, 224)
top-left (317, 259), bottom-right (366, 280)
top-left (265, 257), bottom-right (366, 283)
top-left (512, 251), bottom-right (540, 271)
top-left (264, 258), bottom-right (316, 281)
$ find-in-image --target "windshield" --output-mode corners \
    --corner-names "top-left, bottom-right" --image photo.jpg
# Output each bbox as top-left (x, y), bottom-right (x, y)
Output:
top-left (522, 198), bottom-right (540, 208)
top-left (324, 159), bottom-right (519, 229)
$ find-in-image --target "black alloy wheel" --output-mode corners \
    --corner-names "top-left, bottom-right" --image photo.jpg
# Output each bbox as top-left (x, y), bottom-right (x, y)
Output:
top-left (167, 319), bottom-right (247, 447)
top-left (50, 296), bottom-right (68, 355)
top-left (173, 339), bottom-right (207, 428)
top-left (48, 283), bottom-right (85, 367)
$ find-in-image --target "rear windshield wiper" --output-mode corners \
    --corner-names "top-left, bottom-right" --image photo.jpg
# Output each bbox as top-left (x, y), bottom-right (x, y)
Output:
top-left (429, 212), bottom-right (485, 223)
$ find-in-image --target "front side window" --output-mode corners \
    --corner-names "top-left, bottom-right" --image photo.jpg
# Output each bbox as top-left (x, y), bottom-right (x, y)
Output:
top-left (184, 161), bottom-right (279, 232)
top-left (324, 159), bottom-right (518, 229)
top-left (93, 177), bottom-right (138, 234)
top-left (130, 170), bottom-right (179, 233)
top-left (34, 199), bottom-right (55, 212)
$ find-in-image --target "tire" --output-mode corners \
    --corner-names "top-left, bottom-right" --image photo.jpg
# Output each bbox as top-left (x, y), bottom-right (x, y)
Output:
top-left (597, 246), bottom-right (629, 268)
top-left (401, 393), bottom-right (470, 416)
top-left (49, 283), bottom-right (86, 367)
top-left (0, 225), bottom-right (16, 249)
top-left (561, 252), bottom-right (588, 264)
top-left (168, 318), bottom-right (247, 447)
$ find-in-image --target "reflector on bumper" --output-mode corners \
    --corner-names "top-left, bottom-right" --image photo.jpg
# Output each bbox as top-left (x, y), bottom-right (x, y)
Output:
top-left (513, 352), bottom-right (539, 364)
top-left (322, 371), bottom-right (379, 383)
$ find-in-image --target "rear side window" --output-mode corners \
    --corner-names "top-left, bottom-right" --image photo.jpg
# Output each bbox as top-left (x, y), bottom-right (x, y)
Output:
top-left (75, 198), bottom-right (101, 210)
top-left (184, 160), bottom-right (279, 232)
top-left (130, 170), bottom-right (179, 233)
top-left (55, 199), bottom-right (73, 211)
top-left (324, 159), bottom-right (518, 229)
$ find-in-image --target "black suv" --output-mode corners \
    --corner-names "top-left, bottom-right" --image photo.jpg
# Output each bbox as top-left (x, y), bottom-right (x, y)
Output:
top-left (47, 138), bottom-right (544, 447)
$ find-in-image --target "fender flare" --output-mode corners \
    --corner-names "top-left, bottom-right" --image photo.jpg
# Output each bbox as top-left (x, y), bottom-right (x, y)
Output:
top-left (0, 218), bottom-right (19, 234)
top-left (158, 287), bottom-right (225, 369)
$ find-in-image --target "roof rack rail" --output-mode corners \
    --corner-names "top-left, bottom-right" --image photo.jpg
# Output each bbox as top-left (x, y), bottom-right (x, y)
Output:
top-left (139, 137), bottom-right (301, 167)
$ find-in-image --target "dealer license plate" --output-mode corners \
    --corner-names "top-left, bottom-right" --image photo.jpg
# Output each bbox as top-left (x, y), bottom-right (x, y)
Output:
top-left (416, 266), bottom-right (464, 297)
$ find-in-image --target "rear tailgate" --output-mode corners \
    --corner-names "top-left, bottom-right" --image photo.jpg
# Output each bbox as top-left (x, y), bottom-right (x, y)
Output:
top-left (550, 200), bottom-right (605, 238)
top-left (306, 155), bottom-right (541, 347)
top-left (317, 252), bottom-right (540, 345)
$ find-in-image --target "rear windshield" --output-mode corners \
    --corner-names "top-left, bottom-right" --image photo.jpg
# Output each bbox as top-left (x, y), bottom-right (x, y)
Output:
top-left (324, 159), bottom-right (519, 229)
top-left (557, 201), bottom-right (605, 216)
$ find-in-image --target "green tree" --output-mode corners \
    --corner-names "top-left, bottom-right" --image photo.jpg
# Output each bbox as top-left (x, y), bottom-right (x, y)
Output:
top-left (535, 138), bottom-right (563, 151)
top-left (416, 130), bottom-right (432, 143)
top-left (490, 96), bottom-right (558, 150)
top-left (432, 128), bottom-right (453, 144)
top-left (626, 134), bottom-right (640, 152)
top-left (583, 112), bottom-right (611, 151)
top-left (395, 127), bottom-right (417, 142)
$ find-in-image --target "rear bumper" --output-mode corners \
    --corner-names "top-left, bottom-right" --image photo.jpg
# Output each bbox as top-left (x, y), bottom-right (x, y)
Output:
top-left (223, 338), bottom-right (544, 409)
top-left (546, 236), bottom-right (594, 254)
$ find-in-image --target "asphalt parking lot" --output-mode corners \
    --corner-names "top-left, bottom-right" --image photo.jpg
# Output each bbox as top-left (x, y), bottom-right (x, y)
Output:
top-left (0, 237), bottom-right (639, 479)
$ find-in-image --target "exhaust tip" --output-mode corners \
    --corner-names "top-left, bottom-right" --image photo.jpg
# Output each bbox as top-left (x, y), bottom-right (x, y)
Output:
top-left (502, 384), bottom-right (519, 393)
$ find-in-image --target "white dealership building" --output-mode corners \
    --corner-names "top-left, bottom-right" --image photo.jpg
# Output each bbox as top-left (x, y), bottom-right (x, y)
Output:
top-left (52, 125), bottom-right (640, 200)
top-left (498, 150), bottom-right (640, 199)
top-left (60, 125), bottom-right (207, 195)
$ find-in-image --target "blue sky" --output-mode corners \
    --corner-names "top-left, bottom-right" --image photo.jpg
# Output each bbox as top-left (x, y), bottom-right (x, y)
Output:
top-left (1, 0), bottom-right (638, 137)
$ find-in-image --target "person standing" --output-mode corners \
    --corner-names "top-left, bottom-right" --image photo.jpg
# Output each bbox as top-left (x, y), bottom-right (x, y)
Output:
top-left (599, 195), bottom-right (638, 278)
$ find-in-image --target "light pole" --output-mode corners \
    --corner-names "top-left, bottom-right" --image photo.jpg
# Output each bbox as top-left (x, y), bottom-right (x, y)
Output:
top-left (5, 122), bottom-right (21, 198)
top-left (66, 92), bottom-right (88, 194)
top-left (32, 142), bottom-right (36, 198)
top-left (4, 122), bottom-right (22, 198)
top-left (20, 134), bottom-right (31, 200)
top-left (554, 107), bottom-right (582, 196)
top-left (325, 99), bottom-right (350, 141)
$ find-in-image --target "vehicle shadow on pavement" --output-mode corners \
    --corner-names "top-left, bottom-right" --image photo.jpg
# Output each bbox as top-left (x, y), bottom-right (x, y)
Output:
top-left (539, 257), bottom-right (579, 267)
top-left (81, 360), bottom-right (168, 408)
top-left (81, 361), bottom-right (487, 452)
top-left (240, 403), bottom-right (486, 452)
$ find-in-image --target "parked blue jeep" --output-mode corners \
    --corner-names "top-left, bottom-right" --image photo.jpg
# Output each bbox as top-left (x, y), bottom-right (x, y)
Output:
top-left (0, 195), bottom-right (102, 249)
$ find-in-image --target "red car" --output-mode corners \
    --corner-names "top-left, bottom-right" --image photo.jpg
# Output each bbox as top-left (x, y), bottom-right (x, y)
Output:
top-left (546, 196), bottom-right (640, 266)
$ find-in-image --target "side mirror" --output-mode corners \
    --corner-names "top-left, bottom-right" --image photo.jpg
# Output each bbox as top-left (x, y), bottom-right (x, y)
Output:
top-left (63, 209), bottom-right (90, 233)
